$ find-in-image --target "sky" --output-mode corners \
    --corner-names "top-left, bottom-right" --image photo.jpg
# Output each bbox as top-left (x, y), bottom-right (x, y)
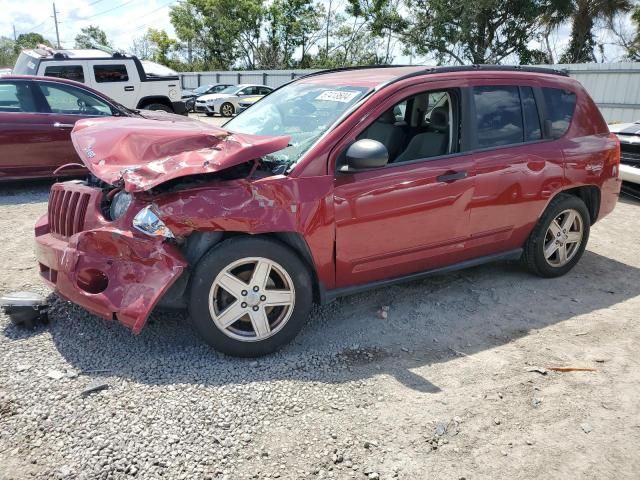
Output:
top-left (2, 0), bottom-right (176, 51)
top-left (0, 0), bottom-right (633, 66)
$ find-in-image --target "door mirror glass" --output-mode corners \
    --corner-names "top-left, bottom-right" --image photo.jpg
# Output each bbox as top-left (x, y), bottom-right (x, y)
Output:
top-left (342, 139), bottom-right (389, 171)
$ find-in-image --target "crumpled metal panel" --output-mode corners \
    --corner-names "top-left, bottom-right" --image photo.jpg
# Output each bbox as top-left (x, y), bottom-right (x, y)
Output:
top-left (71, 117), bottom-right (290, 192)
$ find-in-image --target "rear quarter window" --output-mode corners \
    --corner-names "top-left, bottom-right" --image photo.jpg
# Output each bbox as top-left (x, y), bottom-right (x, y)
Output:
top-left (542, 87), bottom-right (577, 138)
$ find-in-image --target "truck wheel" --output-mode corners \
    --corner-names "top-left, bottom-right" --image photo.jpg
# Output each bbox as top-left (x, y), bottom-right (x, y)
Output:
top-left (144, 103), bottom-right (173, 113)
top-left (189, 237), bottom-right (313, 357)
top-left (522, 193), bottom-right (591, 278)
top-left (220, 102), bottom-right (235, 117)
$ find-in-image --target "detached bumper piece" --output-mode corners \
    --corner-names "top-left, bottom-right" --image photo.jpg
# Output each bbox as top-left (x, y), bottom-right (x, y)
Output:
top-left (172, 100), bottom-right (188, 116)
top-left (35, 224), bottom-right (186, 334)
top-left (0, 292), bottom-right (48, 328)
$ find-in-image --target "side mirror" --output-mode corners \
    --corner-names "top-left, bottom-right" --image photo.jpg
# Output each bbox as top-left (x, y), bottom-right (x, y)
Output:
top-left (341, 139), bottom-right (389, 171)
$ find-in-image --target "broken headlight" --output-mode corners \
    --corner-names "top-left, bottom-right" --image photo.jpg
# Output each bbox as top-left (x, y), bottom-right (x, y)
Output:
top-left (132, 205), bottom-right (175, 239)
top-left (109, 191), bottom-right (132, 220)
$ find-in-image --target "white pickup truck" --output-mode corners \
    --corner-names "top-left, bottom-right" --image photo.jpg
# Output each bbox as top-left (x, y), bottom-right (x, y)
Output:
top-left (12, 47), bottom-right (186, 115)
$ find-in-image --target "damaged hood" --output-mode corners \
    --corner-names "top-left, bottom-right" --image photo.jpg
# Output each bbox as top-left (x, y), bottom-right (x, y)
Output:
top-left (71, 117), bottom-right (290, 192)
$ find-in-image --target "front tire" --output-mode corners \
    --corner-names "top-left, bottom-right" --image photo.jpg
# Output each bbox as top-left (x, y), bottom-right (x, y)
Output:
top-left (189, 237), bottom-right (313, 357)
top-left (522, 193), bottom-right (591, 278)
top-left (220, 102), bottom-right (235, 117)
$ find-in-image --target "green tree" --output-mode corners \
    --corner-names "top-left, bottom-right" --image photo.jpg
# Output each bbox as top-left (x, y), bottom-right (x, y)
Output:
top-left (0, 37), bottom-right (17, 67)
top-left (624, 6), bottom-right (640, 60)
top-left (264, 0), bottom-right (324, 67)
top-left (170, 0), bottom-right (265, 69)
top-left (347, 0), bottom-right (405, 64)
top-left (14, 33), bottom-right (52, 53)
top-left (398, 0), bottom-right (552, 65)
top-left (147, 29), bottom-right (178, 65)
top-left (74, 25), bottom-right (111, 49)
top-left (560, 0), bottom-right (632, 63)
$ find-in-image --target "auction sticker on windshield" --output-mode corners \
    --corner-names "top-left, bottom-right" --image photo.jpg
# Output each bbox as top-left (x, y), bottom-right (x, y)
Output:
top-left (316, 90), bottom-right (361, 102)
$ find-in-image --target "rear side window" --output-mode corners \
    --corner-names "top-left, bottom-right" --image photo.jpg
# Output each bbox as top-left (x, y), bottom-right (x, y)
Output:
top-left (542, 87), bottom-right (577, 138)
top-left (473, 86), bottom-right (523, 148)
top-left (94, 64), bottom-right (129, 83)
top-left (520, 87), bottom-right (541, 141)
top-left (44, 65), bottom-right (85, 83)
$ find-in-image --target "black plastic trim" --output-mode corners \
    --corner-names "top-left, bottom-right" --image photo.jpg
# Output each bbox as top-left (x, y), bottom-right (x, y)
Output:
top-left (321, 249), bottom-right (523, 304)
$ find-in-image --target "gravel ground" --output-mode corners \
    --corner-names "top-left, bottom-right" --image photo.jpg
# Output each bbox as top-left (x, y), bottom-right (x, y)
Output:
top-left (1, 178), bottom-right (640, 480)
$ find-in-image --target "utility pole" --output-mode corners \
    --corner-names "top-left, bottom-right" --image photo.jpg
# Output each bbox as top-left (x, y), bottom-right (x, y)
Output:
top-left (52, 2), bottom-right (61, 49)
top-left (326, 0), bottom-right (332, 54)
top-left (13, 24), bottom-right (17, 41)
top-left (187, 39), bottom-right (192, 64)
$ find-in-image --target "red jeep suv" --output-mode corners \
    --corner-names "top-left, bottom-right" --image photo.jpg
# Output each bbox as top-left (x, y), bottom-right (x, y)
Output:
top-left (34, 66), bottom-right (621, 357)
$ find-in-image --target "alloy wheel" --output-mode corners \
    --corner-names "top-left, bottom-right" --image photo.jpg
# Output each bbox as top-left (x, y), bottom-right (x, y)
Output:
top-left (543, 208), bottom-right (584, 267)
top-left (208, 257), bottom-right (295, 342)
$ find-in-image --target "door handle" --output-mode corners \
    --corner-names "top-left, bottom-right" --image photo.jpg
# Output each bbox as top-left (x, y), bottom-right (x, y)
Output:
top-left (53, 122), bottom-right (74, 128)
top-left (437, 171), bottom-right (467, 183)
top-left (124, 86), bottom-right (134, 91)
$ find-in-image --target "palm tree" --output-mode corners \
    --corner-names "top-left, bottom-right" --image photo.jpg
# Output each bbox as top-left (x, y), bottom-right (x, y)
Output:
top-left (560, 0), bottom-right (632, 63)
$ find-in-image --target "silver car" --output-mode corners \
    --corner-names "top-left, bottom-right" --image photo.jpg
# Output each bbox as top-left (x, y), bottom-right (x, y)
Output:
top-left (195, 84), bottom-right (273, 117)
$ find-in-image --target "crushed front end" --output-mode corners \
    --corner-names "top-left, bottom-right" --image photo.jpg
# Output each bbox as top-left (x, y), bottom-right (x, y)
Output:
top-left (34, 180), bottom-right (186, 333)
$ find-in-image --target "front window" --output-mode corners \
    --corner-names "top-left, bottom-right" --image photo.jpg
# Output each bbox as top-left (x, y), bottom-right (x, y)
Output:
top-left (225, 83), bottom-right (370, 168)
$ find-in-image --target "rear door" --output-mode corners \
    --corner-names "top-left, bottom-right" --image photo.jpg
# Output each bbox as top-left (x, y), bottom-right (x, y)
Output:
top-left (87, 60), bottom-right (140, 107)
top-left (466, 84), bottom-right (565, 255)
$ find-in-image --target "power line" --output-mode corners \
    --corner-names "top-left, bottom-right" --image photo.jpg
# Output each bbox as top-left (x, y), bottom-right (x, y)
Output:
top-left (74, 0), bottom-right (139, 22)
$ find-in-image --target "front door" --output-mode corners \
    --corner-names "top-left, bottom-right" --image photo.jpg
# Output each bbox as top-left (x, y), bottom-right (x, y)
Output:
top-left (333, 86), bottom-right (475, 288)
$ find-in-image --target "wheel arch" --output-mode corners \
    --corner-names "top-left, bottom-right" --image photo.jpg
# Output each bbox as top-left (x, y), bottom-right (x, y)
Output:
top-left (136, 95), bottom-right (173, 110)
top-left (181, 231), bottom-right (323, 304)
top-left (554, 185), bottom-right (601, 224)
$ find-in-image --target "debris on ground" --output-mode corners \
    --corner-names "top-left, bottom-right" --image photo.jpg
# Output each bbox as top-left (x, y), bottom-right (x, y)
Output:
top-left (526, 366), bottom-right (548, 375)
top-left (549, 367), bottom-right (596, 373)
top-left (80, 380), bottom-right (110, 397)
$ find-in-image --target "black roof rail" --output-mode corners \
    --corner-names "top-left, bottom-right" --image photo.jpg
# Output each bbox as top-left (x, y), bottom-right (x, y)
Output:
top-left (294, 63), bottom-right (569, 84)
top-left (404, 64), bottom-right (570, 77)
top-left (295, 64), bottom-right (414, 81)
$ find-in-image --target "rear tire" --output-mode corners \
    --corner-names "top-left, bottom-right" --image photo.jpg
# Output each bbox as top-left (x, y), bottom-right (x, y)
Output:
top-left (143, 103), bottom-right (173, 113)
top-left (522, 193), bottom-right (591, 278)
top-left (189, 237), bottom-right (313, 357)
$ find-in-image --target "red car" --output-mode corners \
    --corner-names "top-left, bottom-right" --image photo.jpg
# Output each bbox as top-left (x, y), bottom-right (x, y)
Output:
top-left (34, 66), bottom-right (621, 357)
top-left (0, 75), bottom-right (135, 180)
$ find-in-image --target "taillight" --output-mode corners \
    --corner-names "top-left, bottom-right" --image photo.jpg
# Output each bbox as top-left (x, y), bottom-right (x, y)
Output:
top-left (607, 133), bottom-right (621, 166)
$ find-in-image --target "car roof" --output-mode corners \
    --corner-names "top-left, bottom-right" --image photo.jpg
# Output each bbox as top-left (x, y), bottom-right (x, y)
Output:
top-left (296, 65), bottom-right (570, 89)
top-left (21, 48), bottom-right (127, 60)
top-left (235, 84), bottom-right (271, 88)
top-left (0, 75), bottom-right (114, 101)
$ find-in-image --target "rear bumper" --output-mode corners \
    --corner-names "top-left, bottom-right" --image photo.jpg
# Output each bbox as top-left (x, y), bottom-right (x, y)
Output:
top-left (35, 214), bottom-right (187, 333)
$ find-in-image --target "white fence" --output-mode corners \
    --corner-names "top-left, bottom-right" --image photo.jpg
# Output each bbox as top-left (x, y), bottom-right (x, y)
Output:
top-left (179, 64), bottom-right (640, 123)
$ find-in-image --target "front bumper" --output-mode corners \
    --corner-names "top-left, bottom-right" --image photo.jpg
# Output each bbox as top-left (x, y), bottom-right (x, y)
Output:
top-left (35, 214), bottom-right (187, 334)
top-left (195, 103), bottom-right (214, 113)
